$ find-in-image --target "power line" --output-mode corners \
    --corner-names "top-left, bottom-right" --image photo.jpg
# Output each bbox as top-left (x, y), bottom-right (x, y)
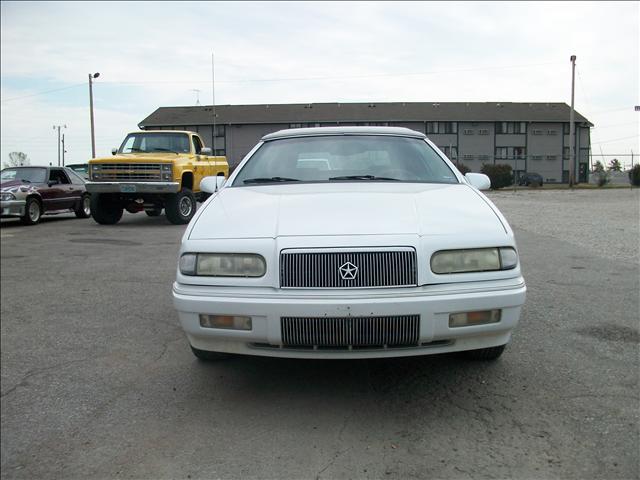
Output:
top-left (591, 134), bottom-right (639, 145)
top-left (1, 83), bottom-right (86, 103)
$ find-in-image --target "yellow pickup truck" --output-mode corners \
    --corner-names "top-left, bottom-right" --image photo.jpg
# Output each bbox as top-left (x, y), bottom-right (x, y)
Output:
top-left (86, 130), bottom-right (228, 225)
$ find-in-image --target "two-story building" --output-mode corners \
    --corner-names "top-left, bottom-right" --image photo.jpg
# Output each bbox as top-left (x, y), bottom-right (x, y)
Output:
top-left (138, 102), bottom-right (592, 183)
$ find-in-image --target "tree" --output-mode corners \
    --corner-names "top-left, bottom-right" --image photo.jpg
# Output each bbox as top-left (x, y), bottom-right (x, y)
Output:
top-left (592, 161), bottom-right (605, 173)
top-left (480, 164), bottom-right (513, 189)
top-left (608, 159), bottom-right (622, 172)
top-left (3, 152), bottom-right (30, 169)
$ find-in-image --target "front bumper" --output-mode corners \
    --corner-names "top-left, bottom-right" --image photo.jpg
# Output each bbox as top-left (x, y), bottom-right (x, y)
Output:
top-left (85, 182), bottom-right (180, 194)
top-left (172, 276), bottom-right (526, 359)
top-left (1, 199), bottom-right (26, 217)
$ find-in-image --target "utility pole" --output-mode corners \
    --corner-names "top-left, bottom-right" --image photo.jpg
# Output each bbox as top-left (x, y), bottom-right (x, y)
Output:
top-left (53, 125), bottom-right (66, 166)
top-left (62, 134), bottom-right (66, 166)
top-left (88, 72), bottom-right (100, 158)
top-left (211, 52), bottom-right (216, 156)
top-left (569, 55), bottom-right (576, 187)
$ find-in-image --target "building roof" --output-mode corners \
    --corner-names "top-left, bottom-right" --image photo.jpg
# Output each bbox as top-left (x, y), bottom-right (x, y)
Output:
top-left (138, 102), bottom-right (592, 128)
top-left (262, 126), bottom-right (427, 141)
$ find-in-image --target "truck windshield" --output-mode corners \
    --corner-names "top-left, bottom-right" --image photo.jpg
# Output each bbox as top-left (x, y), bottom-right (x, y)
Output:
top-left (233, 135), bottom-right (459, 185)
top-left (119, 133), bottom-right (191, 154)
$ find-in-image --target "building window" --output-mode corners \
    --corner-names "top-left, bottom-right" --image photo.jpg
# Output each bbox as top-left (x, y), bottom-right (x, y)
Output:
top-left (495, 147), bottom-right (526, 159)
top-left (531, 155), bottom-right (543, 161)
top-left (439, 146), bottom-right (458, 159)
top-left (496, 122), bottom-right (527, 134)
top-left (547, 130), bottom-right (557, 136)
top-left (463, 154), bottom-right (474, 161)
top-left (463, 129), bottom-right (474, 135)
top-left (563, 123), bottom-right (571, 134)
top-left (478, 154), bottom-right (489, 161)
top-left (215, 149), bottom-right (226, 156)
top-left (532, 129), bottom-right (543, 135)
top-left (563, 147), bottom-right (570, 159)
top-left (478, 129), bottom-right (490, 135)
top-left (426, 122), bottom-right (457, 134)
top-left (547, 155), bottom-right (557, 161)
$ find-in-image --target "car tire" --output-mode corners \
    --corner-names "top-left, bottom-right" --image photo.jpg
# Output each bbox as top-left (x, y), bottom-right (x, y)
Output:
top-left (190, 346), bottom-right (232, 361)
top-left (145, 208), bottom-right (162, 217)
top-left (74, 193), bottom-right (91, 218)
top-left (20, 197), bottom-right (42, 225)
top-left (165, 189), bottom-right (196, 225)
top-left (91, 193), bottom-right (123, 225)
top-left (464, 344), bottom-right (506, 360)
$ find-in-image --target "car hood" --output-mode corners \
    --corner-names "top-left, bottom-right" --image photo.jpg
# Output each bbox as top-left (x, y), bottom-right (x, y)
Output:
top-left (1, 180), bottom-right (39, 193)
top-left (189, 183), bottom-right (507, 240)
top-left (90, 153), bottom-right (180, 164)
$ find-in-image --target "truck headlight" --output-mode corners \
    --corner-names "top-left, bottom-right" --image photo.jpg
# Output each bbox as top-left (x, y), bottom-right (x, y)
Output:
top-left (1, 192), bottom-right (16, 201)
top-left (161, 164), bottom-right (172, 171)
top-left (431, 247), bottom-right (518, 274)
top-left (180, 253), bottom-right (266, 277)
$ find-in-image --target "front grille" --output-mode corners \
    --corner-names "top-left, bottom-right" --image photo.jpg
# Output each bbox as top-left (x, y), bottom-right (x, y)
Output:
top-left (280, 249), bottom-right (417, 288)
top-left (281, 315), bottom-right (420, 348)
top-left (92, 163), bottom-right (163, 181)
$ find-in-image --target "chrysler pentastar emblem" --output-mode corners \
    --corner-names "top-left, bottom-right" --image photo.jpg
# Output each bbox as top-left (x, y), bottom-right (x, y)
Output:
top-left (339, 262), bottom-right (358, 280)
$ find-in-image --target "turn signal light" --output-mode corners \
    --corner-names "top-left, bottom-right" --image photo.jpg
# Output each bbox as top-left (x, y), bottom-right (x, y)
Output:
top-left (449, 309), bottom-right (501, 328)
top-left (199, 314), bottom-right (252, 330)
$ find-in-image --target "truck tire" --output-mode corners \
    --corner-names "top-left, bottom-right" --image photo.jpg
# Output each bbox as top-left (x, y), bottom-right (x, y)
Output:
top-left (74, 194), bottom-right (91, 218)
top-left (165, 188), bottom-right (196, 225)
top-left (91, 193), bottom-right (123, 225)
top-left (145, 208), bottom-right (162, 217)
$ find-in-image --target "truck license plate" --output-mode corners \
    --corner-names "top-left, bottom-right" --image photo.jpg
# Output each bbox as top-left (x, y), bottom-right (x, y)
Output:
top-left (120, 185), bottom-right (136, 193)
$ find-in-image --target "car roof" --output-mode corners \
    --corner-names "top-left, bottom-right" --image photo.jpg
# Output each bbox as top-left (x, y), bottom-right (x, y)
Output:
top-left (262, 126), bottom-right (427, 141)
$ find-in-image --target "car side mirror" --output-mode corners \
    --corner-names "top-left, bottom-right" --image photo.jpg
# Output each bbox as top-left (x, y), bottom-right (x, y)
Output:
top-left (465, 173), bottom-right (491, 190)
top-left (111, 148), bottom-right (118, 155)
top-left (200, 147), bottom-right (212, 156)
top-left (200, 175), bottom-right (226, 194)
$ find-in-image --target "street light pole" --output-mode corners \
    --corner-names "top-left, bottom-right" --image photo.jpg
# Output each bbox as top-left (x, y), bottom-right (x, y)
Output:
top-left (569, 55), bottom-right (576, 187)
top-left (88, 72), bottom-right (100, 158)
top-left (53, 125), bottom-right (66, 166)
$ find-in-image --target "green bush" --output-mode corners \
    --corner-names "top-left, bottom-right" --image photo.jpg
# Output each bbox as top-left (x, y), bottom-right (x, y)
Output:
top-left (629, 164), bottom-right (640, 187)
top-left (454, 162), bottom-right (471, 175)
top-left (480, 164), bottom-right (513, 189)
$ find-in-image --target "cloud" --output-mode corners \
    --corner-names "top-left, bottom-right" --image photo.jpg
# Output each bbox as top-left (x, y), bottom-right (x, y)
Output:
top-left (1, 1), bottom-right (638, 167)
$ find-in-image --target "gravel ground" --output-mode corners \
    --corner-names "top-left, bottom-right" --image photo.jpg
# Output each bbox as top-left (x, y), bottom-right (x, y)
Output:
top-left (487, 188), bottom-right (640, 264)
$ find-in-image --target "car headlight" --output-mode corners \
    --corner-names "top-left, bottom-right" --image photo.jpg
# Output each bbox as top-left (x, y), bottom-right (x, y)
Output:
top-left (1, 192), bottom-right (16, 201)
top-left (180, 253), bottom-right (266, 277)
top-left (431, 247), bottom-right (518, 274)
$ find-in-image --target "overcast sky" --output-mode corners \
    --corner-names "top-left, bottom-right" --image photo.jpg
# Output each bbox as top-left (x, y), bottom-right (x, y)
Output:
top-left (1, 1), bottom-right (638, 167)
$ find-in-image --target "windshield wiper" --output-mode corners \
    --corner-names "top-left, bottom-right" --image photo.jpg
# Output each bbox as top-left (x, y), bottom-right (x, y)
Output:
top-left (328, 175), bottom-right (399, 181)
top-left (20, 179), bottom-right (32, 183)
top-left (243, 177), bottom-right (300, 184)
top-left (150, 148), bottom-right (179, 154)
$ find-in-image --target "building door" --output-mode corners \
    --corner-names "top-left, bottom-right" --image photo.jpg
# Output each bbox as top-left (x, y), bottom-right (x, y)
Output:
top-left (578, 163), bottom-right (588, 183)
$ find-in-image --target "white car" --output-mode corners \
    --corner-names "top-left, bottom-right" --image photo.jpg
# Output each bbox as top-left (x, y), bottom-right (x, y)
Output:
top-left (172, 127), bottom-right (526, 361)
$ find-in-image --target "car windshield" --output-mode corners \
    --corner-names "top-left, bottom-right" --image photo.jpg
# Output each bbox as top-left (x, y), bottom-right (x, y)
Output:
top-left (232, 135), bottom-right (459, 185)
top-left (119, 133), bottom-right (191, 154)
top-left (1, 167), bottom-right (47, 184)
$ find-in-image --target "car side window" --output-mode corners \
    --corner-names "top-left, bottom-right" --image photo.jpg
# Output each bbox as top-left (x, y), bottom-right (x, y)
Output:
top-left (192, 136), bottom-right (203, 154)
top-left (49, 169), bottom-right (71, 184)
top-left (66, 169), bottom-right (85, 185)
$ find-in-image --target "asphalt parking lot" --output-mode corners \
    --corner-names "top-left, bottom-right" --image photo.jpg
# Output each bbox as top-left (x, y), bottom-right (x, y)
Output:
top-left (1, 189), bottom-right (638, 480)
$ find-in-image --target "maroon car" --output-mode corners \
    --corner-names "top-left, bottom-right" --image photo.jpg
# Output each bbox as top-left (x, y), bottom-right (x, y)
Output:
top-left (1, 166), bottom-right (91, 225)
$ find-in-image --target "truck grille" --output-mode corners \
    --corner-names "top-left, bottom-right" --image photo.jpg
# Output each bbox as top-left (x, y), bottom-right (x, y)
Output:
top-left (91, 163), bottom-right (163, 181)
top-left (280, 249), bottom-right (417, 288)
top-left (281, 315), bottom-right (420, 348)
